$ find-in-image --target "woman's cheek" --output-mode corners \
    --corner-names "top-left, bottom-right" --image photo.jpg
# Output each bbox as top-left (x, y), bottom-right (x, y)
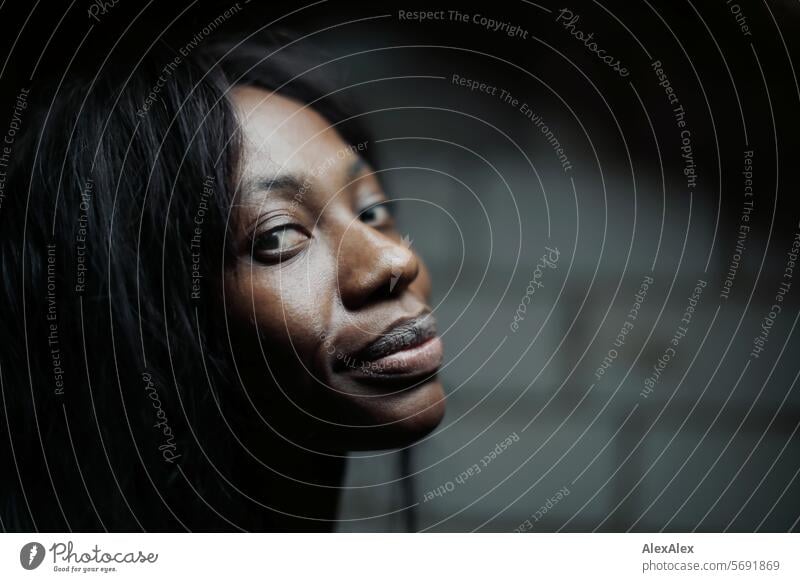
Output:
top-left (226, 262), bottom-right (333, 358)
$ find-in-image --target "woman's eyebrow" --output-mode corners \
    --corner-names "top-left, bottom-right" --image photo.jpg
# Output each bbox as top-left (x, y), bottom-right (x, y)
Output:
top-left (245, 173), bottom-right (308, 196)
top-left (346, 157), bottom-right (370, 180)
top-left (243, 156), bottom-right (369, 198)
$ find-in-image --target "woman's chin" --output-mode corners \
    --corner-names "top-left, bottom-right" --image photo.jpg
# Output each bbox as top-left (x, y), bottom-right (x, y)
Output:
top-left (314, 377), bottom-right (446, 451)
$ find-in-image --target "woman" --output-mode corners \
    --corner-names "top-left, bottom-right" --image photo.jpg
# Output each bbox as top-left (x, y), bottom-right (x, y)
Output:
top-left (0, 33), bottom-right (445, 531)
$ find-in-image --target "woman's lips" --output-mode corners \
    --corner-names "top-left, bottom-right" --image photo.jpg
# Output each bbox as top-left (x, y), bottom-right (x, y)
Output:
top-left (356, 336), bottom-right (443, 378)
top-left (339, 314), bottom-right (443, 379)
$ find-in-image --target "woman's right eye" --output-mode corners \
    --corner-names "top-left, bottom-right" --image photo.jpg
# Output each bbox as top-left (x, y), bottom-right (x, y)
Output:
top-left (252, 224), bottom-right (309, 259)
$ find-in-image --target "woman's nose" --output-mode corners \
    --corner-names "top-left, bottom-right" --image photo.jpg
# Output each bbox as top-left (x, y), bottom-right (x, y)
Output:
top-left (336, 222), bottom-right (419, 310)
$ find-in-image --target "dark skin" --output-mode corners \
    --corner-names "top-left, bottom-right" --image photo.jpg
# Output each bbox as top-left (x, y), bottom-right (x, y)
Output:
top-left (222, 87), bottom-right (445, 530)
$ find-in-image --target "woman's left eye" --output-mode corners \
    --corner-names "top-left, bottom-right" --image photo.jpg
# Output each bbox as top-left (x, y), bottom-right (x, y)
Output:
top-left (359, 201), bottom-right (393, 228)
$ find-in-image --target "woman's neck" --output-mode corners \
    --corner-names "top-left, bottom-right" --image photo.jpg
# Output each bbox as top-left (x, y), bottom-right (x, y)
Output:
top-left (262, 446), bottom-right (347, 532)
top-left (231, 429), bottom-right (348, 532)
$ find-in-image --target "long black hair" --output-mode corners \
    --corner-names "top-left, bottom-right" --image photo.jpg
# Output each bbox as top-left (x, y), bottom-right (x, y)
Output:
top-left (0, 30), bottom-right (371, 531)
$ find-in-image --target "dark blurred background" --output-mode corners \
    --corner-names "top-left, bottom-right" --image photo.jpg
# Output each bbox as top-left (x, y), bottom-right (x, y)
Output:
top-left (2, 0), bottom-right (799, 531)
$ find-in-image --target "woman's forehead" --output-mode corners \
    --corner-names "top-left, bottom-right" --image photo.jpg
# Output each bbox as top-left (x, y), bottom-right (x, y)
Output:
top-left (232, 85), bottom-right (351, 176)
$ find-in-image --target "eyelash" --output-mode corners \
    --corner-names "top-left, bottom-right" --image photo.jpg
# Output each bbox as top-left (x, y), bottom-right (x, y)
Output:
top-left (251, 223), bottom-right (310, 262)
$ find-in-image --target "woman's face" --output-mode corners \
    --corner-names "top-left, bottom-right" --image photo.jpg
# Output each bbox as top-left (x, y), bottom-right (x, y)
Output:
top-left (224, 86), bottom-right (445, 450)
